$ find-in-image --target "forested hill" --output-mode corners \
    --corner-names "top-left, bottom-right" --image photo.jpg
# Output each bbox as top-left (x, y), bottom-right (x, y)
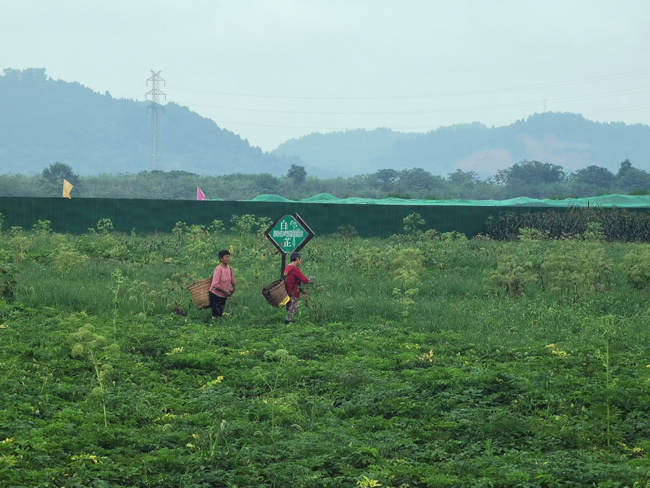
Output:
top-left (0, 68), bottom-right (298, 176)
top-left (273, 113), bottom-right (650, 177)
top-left (2, 68), bottom-right (649, 179)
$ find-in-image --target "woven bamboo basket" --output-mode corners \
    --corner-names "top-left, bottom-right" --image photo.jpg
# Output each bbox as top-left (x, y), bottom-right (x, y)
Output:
top-left (262, 279), bottom-right (290, 308)
top-left (188, 278), bottom-right (212, 309)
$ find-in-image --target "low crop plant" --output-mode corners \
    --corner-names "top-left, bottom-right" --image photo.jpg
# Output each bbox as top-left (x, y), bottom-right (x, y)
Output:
top-left (51, 242), bottom-right (89, 272)
top-left (31, 219), bottom-right (52, 235)
top-left (489, 247), bottom-right (538, 296)
top-left (68, 324), bottom-right (120, 427)
top-left (541, 242), bottom-right (612, 298)
top-left (581, 221), bottom-right (606, 241)
top-left (390, 247), bottom-right (424, 318)
top-left (8, 227), bottom-right (31, 263)
top-left (111, 268), bottom-right (125, 333)
top-left (0, 262), bottom-right (16, 302)
top-left (622, 245), bottom-right (650, 289)
top-left (402, 212), bottom-right (426, 234)
top-left (1, 217), bottom-right (649, 487)
top-left (231, 214), bottom-right (258, 235)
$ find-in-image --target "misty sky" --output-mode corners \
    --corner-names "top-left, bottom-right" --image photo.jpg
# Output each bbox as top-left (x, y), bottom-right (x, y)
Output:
top-left (1, 0), bottom-right (649, 151)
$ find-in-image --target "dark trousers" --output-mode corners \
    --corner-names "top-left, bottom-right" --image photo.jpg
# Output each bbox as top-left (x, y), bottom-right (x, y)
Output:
top-left (209, 292), bottom-right (227, 317)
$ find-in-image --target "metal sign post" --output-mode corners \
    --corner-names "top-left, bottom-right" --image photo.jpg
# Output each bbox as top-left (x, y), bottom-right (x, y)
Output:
top-left (264, 213), bottom-right (315, 278)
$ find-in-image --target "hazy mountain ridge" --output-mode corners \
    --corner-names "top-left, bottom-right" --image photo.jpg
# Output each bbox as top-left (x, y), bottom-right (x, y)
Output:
top-left (2, 68), bottom-right (648, 179)
top-left (274, 114), bottom-right (650, 177)
top-left (0, 68), bottom-right (295, 176)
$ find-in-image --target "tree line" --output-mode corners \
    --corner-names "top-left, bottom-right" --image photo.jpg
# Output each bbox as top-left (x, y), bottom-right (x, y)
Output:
top-left (0, 160), bottom-right (648, 201)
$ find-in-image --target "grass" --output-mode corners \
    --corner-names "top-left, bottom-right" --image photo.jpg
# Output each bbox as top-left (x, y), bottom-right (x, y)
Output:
top-left (0, 222), bottom-right (649, 487)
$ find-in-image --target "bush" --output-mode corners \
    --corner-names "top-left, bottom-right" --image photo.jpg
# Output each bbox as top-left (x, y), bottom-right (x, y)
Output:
top-left (518, 227), bottom-right (549, 241)
top-left (95, 218), bottom-right (114, 234)
top-left (490, 254), bottom-right (537, 296)
top-left (52, 243), bottom-right (89, 272)
top-left (581, 221), bottom-right (605, 241)
top-left (403, 212), bottom-right (425, 234)
top-left (489, 241), bottom-right (613, 298)
top-left (487, 208), bottom-right (650, 241)
top-left (623, 246), bottom-right (650, 289)
top-left (541, 243), bottom-right (612, 297)
top-left (0, 262), bottom-right (16, 302)
top-left (32, 219), bottom-right (53, 235)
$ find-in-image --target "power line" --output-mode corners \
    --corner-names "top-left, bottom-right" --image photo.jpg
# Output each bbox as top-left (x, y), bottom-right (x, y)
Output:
top-left (211, 102), bottom-right (650, 132)
top-left (145, 70), bottom-right (166, 169)
top-left (185, 85), bottom-right (650, 116)
top-left (170, 70), bottom-right (650, 101)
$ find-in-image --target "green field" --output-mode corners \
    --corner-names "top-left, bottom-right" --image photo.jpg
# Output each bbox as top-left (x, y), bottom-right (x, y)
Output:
top-left (0, 217), bottom-right (649, 487)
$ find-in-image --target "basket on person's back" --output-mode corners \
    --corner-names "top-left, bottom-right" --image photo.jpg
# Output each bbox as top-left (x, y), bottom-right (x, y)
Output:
top-left (188, 278), bottom-right (212, 309)
top-left (262, 279), bottom-right (290, 307)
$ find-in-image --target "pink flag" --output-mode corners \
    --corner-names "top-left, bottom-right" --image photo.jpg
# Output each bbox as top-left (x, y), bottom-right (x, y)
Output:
top-left (197, 186), bottom-right (206, 201)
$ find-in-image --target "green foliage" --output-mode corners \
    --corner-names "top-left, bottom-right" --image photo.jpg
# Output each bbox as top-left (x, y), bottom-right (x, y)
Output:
top-left (230, 214), bottom-right (258, 235)
top-left (0, 262), bottom-right (16, 302)
top-left (287, 164), bottom-right (307, 184)
top-left (41, 162), bottom-right (79, 187)
top-left (541, 243), bottom-right (612, 297)
top-left (489, 240), bottom-right (613, 299)
top-left (207, 218), bottom-right (225, 234)
top-left (172, 220), bottom-right (187, 240)
top-left (31, 219), bottom-right (52, 235)
top-left (623, 246), bottom-right (650, 289)
top-left (518, 227), bottom-right (549, 241)
top-left (68, 324), bottom-right (120, 427)
top-left (390, 248), bottom-right (424, 317)
top-left (581, 221), bottom-right (605, 241)
top-left (487, 208), bottom-right (650, 241)
top-left (495, 160), bottom-right (565, 186)
top-left (402, 212), bottom-right (426, 234)
top-left (490, 251), bottom-right (538, 296)
top-left (0, 225), bottom-right (649, 486)
top-left (51, 242), bottom-right (89, 272)
top-left (95, 217), bottom-right (114, 234)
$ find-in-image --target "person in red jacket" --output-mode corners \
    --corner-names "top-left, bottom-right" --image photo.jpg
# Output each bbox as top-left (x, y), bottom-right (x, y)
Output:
top-left (284, 251), bottom-right (313, 324)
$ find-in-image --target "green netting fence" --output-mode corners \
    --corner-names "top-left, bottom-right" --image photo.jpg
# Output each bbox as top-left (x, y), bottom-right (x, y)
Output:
top-left (248, 193), bottom-right (650, 207)
top-left (1, 195), bottom-right (649, 237)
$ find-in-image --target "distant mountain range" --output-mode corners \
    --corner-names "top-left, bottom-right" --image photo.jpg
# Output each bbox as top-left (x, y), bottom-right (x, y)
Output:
top-left (1, 68), bottom-right (648, 178)
top-left (274, 114), bottom-right (650, 177)
top-left (0, 68), bottom-right (297, 176)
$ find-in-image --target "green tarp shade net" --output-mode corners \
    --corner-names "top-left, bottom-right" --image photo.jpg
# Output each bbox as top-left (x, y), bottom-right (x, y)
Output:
top-left (247, 193), bottom-right (650, 207)
top-left (1, 193), bottom-right (649, 237)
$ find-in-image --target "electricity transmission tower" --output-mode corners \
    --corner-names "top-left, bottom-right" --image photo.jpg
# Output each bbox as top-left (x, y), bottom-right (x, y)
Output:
top-left (146, 70), bottom-right (166, 169)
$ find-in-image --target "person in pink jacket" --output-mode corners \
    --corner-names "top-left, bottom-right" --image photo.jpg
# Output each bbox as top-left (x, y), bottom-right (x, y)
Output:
top-left (209, 250), bottom-right (236, 319)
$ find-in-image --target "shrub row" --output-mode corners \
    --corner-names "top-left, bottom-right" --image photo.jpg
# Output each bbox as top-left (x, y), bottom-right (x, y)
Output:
top-left (485, 208), bottom-right (650, 241)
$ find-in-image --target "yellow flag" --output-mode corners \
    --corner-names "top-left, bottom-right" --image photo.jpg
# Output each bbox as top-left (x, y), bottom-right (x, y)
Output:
top-left (62, 179), bottom-right (74, 199)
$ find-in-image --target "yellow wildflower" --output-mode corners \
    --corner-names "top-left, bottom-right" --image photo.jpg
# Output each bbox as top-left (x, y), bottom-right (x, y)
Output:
top-left (201, 376), bottom-right (224, 389)
top-left (357, 476), bottom-right (382, 488)
top-left (71, 454), bottom-right (100, 464)
top-left (418, 349), bottom-right (435, 363)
